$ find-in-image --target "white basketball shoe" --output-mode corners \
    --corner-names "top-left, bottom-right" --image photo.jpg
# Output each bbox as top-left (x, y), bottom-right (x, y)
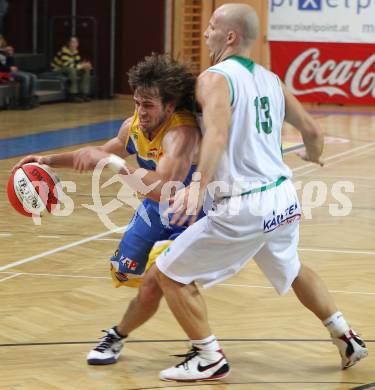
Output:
top-left (159, 346), bottom-right (230, 382)
top-left (87, 327), bottom-right (124, 365)
top-left (332, 328), bottom-right (368, 369)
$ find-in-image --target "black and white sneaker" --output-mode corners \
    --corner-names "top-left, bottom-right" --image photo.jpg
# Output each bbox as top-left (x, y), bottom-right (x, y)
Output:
top-left (332, 328), bottom-right (368, 369)
top-left (87, 327), bottom-right (124, 365)
top-left (159, 346), bottom-right (230, 382)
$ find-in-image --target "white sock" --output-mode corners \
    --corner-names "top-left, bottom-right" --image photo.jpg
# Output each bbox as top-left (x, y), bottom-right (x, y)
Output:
top-left (323, 311), bottom-right (350, 337)
top-left (113, 326), bottom-right (127, 339)
top-left (191, 335), bottom-right (221, 360)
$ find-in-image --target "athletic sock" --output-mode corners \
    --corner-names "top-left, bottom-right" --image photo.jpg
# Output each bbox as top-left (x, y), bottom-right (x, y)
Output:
top-left (191, 335), bottom-right (222, 360)
top-left (113, 326), bottom-right (127, 339)
top-left (323, 311), bottom-right (350, 337)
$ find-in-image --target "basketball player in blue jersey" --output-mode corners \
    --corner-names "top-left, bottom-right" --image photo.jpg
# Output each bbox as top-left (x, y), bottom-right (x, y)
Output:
top-left (15, 54), bottom-right (202, 365)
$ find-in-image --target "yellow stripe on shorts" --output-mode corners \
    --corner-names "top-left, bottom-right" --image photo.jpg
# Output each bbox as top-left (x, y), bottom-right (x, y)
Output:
top-left (110, 241), bottom-right (172, 288)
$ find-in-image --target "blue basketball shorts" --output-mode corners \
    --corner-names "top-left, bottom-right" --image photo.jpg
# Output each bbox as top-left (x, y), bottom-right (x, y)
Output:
top-left (110, 198), bottom-right (203, 286)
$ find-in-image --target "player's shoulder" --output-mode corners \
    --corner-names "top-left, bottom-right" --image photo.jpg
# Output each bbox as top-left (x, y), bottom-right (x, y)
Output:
top-left (120, 115), bottom-right (134, 131)
top-left (117, 115), bottom-right (134, 140)
top-left (254, 63), bottom-right (281, 84)
top-left (169, 109), bottom-right (198, 129)
top-left (197, 67), bottom-right (229, 92)
top-left (164, 111), bottom-right (200, 142)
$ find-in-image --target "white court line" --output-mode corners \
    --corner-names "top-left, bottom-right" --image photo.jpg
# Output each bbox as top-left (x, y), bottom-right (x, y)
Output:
top-left (2, 242), bottom-right (370, 277)
top-left (1, 141), bottom-right (374, 273)
top-left (95, 238), bottom-right (121, 242)
top-left (0, 271), bottom-right (374, 296)
top-left (0, 271), bottom-right (110, 280)
top-left (1, 235), bottom-right (122, 241)
top-left (293, 142), bottom-right (375, 174)
top-left (315, 175), bottom-right (375, 180)
top-left (0, 273), bottom-right (21, 283)
top-left (299, 247), bottom-right (375, 256)
top-left (219, 283), bottom-right (375, 296)
top-left (327, 289), bottom-right (375, 296)
top-left (0, 225), bottom-right (127, 272)
top-left (295, 143), bottom-right (375, 177)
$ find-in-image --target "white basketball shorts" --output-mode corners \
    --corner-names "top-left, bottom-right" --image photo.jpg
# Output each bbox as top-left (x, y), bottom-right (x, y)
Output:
top-left (156, 179), bottom-right (302, 295)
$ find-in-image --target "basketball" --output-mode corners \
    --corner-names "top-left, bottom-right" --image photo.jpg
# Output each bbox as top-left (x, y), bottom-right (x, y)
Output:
top-left (7, 163), bottom-right (61, 217)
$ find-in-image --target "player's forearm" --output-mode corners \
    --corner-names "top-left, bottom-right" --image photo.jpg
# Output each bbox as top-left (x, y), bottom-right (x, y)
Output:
top-left (41, 151), bottom-right (76, 168)
top-left (303, 133), bottom-right (324, 162)
top-left (300, 118), bottom-right (324, 162)
top-left (283, 83), bottom-right (324, 162)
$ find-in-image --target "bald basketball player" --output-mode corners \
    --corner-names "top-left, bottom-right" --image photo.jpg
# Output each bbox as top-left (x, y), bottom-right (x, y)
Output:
top-left (151, 3), bottom-right (368, 382)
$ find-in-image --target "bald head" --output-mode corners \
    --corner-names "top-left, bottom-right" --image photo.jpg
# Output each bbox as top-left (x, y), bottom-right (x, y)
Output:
top-left (214, 3), bottom-right (259, 48)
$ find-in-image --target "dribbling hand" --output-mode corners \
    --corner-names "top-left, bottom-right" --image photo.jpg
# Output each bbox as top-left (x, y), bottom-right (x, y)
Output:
top-left (13, 155), bottom-right (48, 171)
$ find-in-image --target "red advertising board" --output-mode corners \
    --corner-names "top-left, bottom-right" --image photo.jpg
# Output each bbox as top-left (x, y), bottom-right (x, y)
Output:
top-left (270, 42), bottom-right (375, 105)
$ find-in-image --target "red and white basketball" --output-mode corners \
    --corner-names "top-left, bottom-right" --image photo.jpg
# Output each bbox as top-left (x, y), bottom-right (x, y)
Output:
top-left (7, 163), bottom-right (61, 217)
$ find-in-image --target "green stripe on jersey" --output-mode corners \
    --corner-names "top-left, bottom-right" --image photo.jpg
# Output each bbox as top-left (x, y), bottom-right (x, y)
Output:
top-left (226, 55), bottom-right (255, 73)
top-left (207, 68), bottom-right (235, 106)
top-left (223, 176), bottom-right (287, 199)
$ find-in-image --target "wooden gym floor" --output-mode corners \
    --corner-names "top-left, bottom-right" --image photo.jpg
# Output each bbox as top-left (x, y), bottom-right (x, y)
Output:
top-left (0, 99), bottom-right (374, 390)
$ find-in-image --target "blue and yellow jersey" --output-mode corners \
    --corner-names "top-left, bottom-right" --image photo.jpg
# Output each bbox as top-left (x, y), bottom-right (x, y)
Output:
top-left (110, 110), bottom-right (203, 289)
top-left (125, 109), bottom-right (198, 174)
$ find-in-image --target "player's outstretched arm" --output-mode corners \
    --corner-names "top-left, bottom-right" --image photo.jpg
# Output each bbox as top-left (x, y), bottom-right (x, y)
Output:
top-left (282, 83), bottom-right (324, 166)
top-left (13, 117), bottom-right (132, 171)
top-left (13, 152), bottom-right (76, 170)
top-left (72, 117), bottom-right (131, 171)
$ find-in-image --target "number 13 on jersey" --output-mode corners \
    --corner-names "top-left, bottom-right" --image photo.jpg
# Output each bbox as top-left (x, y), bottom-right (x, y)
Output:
top-left (254, 96), bottom-right (272, 134)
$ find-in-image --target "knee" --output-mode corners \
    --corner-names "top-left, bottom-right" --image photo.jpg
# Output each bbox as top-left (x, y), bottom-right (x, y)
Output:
top-left (68, 68), bottom-right (78, 79)
top-left (292, 264), bottom-right (319, 290)
top-left (292, 264), bottom-right (307, 283)
top-left (291, 271), bottom-right (301, 287)
top-left (137, 276), bottom-right (163, 305)
top-left (153, 266), bottom-right (164, 285)
top-left (153, 266), bottom-right (175, 290)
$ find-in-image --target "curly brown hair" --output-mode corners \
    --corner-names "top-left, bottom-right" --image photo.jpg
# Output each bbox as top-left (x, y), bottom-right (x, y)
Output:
top-left (128, 53), bottom-right (196, 111)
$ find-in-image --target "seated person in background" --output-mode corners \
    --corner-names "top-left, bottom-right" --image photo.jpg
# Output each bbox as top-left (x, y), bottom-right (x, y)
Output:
top-left (0, 34), bottom-right (38, 109)
top-left (51, 36), bottom-right (92, 102)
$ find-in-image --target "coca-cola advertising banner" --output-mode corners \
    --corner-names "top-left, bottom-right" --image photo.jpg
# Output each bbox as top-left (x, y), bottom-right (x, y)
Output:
top-left (268, 0), bottom-right (375, 43)
top-left (270, 42), bottom-right (375, 104)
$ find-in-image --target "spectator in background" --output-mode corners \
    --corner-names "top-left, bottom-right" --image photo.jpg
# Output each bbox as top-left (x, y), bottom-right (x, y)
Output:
top-left (51, 36), bottom-right (92, 102)
top-left (0, 34), bottom-right (38, 109)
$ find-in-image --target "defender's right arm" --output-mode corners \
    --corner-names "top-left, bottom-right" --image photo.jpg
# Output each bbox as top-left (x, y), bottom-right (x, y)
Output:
top-left (282, 83), bottom-right (324, 166)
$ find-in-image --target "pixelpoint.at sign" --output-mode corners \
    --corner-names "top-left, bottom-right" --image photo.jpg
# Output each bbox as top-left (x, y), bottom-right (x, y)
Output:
top-left (271, 0), bottom-right (375, 14)
top-left (269, 0), bottom-right (375, 43)
top-left (299, 0), bottom-right (322, 11)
